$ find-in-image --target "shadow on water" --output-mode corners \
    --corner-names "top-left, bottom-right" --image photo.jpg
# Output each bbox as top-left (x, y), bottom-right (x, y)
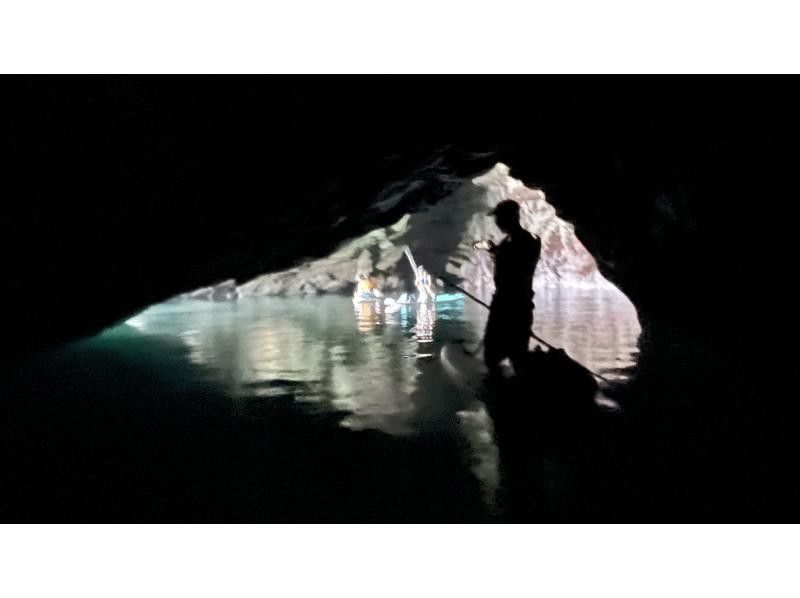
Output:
top-left (482, 350), bottom-right (623, 521)
top-left (442, 339), bottom-right (633, 521)
top-left (1, 291), bottom-right (640, 522)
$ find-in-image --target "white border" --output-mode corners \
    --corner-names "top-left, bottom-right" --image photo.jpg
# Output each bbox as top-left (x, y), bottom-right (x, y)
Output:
top-left (1, 0), bottom-right (799, 73)
top-left (2, 3), bottom-right (799, 597)
top-left (1, 525), bottom-right (798, 597)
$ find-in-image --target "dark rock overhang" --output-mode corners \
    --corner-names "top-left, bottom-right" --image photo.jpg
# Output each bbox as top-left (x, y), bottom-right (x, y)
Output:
top-left (1, 77), bottom-right (795, 354)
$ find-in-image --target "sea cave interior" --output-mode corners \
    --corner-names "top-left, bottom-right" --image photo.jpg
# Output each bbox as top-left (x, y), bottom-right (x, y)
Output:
top-left (0, 77), bottom-right (795, 521)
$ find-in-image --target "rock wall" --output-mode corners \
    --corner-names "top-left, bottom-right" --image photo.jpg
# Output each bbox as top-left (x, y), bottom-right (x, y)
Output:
top-left (236, 163), bottom-right (615, 300)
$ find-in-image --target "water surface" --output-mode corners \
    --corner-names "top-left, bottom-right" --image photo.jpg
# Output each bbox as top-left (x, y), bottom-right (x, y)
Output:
top-left (2, 288), bottom-right (639, 521)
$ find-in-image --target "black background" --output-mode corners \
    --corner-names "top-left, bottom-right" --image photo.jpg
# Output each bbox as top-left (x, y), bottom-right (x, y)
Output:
top-left (1, 76), bottom-right (796, 520)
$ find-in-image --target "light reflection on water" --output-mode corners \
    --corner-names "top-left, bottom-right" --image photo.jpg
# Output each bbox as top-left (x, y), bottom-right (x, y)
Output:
top-left (120, 287), bottom-right (640, 513)
top-left (532, 285), bottom-right (641, 381)
top-left (124, 289), bottom-right (640, 433)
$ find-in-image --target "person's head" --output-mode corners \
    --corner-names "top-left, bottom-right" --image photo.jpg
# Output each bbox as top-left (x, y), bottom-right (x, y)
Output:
top-left (489, 199), bottom-right (521, 233)
top-left (417, 265), bottom-right (426, 275)
top-left (358, 273), bottom-right (368, 281)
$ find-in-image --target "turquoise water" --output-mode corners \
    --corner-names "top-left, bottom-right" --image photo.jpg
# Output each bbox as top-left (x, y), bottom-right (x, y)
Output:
top-left (1, 289), bottom-right (640, 521)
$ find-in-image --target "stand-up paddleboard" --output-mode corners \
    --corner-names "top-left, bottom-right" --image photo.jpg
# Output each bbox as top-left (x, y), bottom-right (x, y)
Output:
top-left (357, 292), bottom-right (464, 307)
top-left (440, 341), bottom-right (620, 414)
top-left (441, 342), bottom-right (492, 397)
top-left (395, 292), bottom-right (463, 306)
top-left (352, 295), bottom-right (384, 305)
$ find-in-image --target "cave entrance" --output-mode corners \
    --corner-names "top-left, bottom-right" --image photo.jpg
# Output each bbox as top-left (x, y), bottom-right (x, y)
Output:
top-left (123, 163), bottom-right (641, 388)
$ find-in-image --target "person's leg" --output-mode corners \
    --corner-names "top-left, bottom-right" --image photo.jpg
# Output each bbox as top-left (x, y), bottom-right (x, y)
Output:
top-left (483, 301), bottom-right (516, 375)
top-left (483, 304), bottom-right (508, 376)
top-left (508, 308), bottom-right (534, 375)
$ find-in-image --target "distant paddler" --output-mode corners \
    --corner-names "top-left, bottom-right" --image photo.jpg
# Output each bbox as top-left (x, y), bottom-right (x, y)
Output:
top-left (403, 246), bottom-right (435, 304)
top-left (354, 272), bottom-right (383, 302)
top-left (415, 265), bottom-right (435, 303)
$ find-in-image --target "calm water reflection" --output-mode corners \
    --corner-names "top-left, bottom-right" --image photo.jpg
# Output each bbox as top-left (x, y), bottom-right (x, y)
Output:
top-left (126, 289), bottom-right (639, 418)
top-left (105, 287), bottom-right (639, 518)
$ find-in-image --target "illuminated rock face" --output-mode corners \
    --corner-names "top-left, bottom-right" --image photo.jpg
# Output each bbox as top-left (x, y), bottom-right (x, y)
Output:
top-left (182, 279), bottom-right (239, 301)
top-left (406, 163), bottom-right (614, 301)
top-left (476, 164), bottom-right (605, 289)
top-left (238, 219), bottom-right (412, 297)
top-left (237, 163), bottom-right (614, 299)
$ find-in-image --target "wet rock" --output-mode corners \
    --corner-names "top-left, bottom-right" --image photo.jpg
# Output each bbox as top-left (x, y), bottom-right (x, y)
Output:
top-left (236, 164), bottom-right (614, 298)
top-left (182, 279), bottom-right (239, 301)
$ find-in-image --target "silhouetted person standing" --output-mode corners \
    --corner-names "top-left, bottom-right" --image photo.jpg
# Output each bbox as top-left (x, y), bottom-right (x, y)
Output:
top-left (474, 200), bottom-right (541, 375)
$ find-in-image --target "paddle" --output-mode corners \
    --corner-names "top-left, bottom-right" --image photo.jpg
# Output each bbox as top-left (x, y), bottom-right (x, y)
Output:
top-left (403, 245), bottom-right (419, 286)
top-left (404, 245), bottom-right (434, 302)
top-left (436, 273), bottom-right (611, 384)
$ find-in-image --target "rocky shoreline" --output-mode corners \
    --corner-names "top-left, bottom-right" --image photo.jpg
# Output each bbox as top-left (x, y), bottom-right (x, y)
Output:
top-left (185, 164), bottom-right (616, 302)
